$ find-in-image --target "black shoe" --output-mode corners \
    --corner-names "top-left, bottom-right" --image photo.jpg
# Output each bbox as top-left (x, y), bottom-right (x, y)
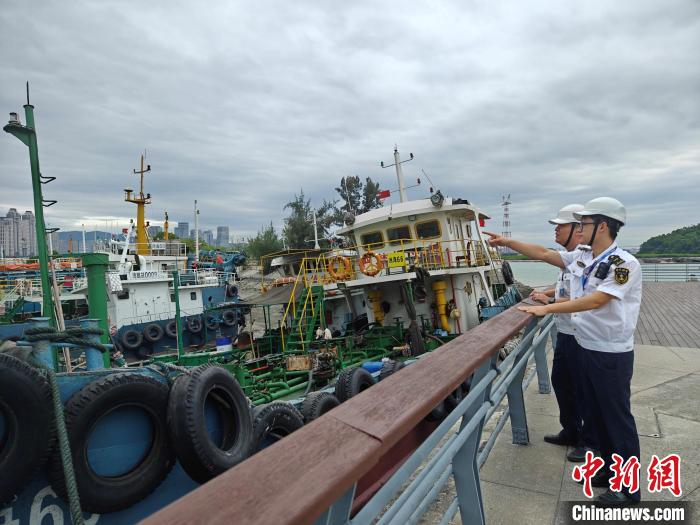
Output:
top-left (577, 470), bottom-right (610, 488)
top-left (544, 432), bottom-right (576, 446)
top-left (596, 489), bottom-right (639, 506)
top-left (567, 446), bottom-right (589, 463)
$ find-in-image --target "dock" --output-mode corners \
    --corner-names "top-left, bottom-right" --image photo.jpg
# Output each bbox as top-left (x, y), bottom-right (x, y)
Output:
top-left (464, 282), bottom-right (700, 524)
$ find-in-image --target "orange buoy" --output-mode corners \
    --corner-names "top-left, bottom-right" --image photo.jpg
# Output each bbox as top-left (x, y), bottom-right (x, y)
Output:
top-left (327, 256), bottom-right (352, 281)
top-left (359, 251), bottom-right (384, 277)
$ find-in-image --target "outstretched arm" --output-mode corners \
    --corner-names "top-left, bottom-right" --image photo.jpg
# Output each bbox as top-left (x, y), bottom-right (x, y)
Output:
top-left (483, 231), bottom-right (565, 268)
top-left (518, 291), bottom-right (614, 316)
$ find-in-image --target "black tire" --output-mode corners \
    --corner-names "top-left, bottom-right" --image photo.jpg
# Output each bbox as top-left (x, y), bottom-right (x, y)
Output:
top-left (165, 320), bottom-right (178, 338)
top-left (427, 402), bottom-right (447, 421)
top-left (143, 323), bottom-right (164, 343)
top-left (378, 360), bottom-right (406, 382)
top-left (299, 392), bottom-right (340, 422)
top-left (168, 365), bottom-right (253, 483)
top-left (445, 385), bottom-right (464, 412)
top-left (251, 402), bottom-right (304, 452)
top-left (334, 367), bottom-right (375, 403)
top-left (187, 316), bottom-right (203, 334)
top-left (502, 261), bottom-right (515, 286)
top-left (136, 346), bottom-right (155, 360)
top-left (47, 373), bottom-right (174, 513)
top-left (0, 354), bottom-right (55, 506)
top-left (226, 284), bottom-right (239, 298)
top-left (121, 329), bottom-right (143, 351)
top-left (222, 310), bottom-right (237, 327)
top-left (205, 315), bottom-right (219, 330)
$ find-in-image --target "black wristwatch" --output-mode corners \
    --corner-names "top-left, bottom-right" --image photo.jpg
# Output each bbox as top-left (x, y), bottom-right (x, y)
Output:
top-left (548, 297), bottom-right (556, 304)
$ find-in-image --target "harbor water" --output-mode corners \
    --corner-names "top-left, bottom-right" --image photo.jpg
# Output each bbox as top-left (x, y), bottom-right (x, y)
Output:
top-left (510, 260), bottom-right (700, 287)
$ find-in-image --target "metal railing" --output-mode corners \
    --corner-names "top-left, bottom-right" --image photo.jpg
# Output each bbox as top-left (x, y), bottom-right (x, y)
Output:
top-left (143, 305), bottom-right (555, 525)
top-left (641, 263), bottom-right (700, 282)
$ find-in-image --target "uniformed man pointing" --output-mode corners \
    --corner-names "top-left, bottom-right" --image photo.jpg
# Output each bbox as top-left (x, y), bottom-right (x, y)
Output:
top-left (485, 197), bottom-right (642, 506)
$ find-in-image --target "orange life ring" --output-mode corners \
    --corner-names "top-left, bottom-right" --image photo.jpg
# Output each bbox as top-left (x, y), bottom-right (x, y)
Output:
top-left (272, 276), bottom-right (295, 286)
top-left (359, 251), bottom-right (384, 277)
top-left (327, 256), bottom-right (352, 281)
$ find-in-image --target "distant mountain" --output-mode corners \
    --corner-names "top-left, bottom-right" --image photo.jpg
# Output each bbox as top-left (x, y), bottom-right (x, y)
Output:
top-left (638, 224), bottom-right (700, 255)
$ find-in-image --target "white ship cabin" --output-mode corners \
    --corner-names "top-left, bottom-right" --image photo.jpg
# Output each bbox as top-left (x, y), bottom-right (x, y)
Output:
top-left (104, 254), bottom-right (219, 330)
top-left (94, 237), bottom-right (188, 271)
top-left (312, 196), bottom-right (508, 336)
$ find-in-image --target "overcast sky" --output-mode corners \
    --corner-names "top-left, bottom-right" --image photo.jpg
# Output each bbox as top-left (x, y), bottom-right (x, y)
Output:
top-left (1, 1), bottom-right (698, 247)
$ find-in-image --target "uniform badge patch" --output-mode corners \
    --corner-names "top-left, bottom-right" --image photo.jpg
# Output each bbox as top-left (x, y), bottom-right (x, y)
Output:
top-left (577, 261), bottom-right (586, 268)
top-left (608, 254), bottom-right (624, 266)
top-left (614, 267), bottom-right (629, 285)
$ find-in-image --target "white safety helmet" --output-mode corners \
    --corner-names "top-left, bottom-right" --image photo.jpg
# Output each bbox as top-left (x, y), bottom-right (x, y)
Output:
top-left (548, 204), bottom-right (584, 225)
top-left (573, 197), bottom-right (626, 225)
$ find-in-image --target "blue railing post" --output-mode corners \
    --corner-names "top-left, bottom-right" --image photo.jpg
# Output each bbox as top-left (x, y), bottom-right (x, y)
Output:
top-left (532, 320), bottom-right (552, 394)
top-left (313, 484), bottom-right (356, 525)
top-left (29, 317), bottom-right (54, 369)
top-left (80, 318), bottom-right (105, 370)
top-left (451, 353), bottom-right (498, 525)
top-left (506, 319), bottom-right (539, 444)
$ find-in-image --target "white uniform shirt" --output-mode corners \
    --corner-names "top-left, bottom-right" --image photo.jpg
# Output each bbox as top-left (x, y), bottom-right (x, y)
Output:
top-left (559, 244), bottom-right (642, 353)
top-left (554, 267), bottom-right (574, 335)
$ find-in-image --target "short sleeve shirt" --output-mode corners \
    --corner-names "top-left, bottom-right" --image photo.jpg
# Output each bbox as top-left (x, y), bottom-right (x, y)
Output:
top-left (559, 244), bottom-right (642, 353)
top-left (554, 267), bottom-right (574, 335)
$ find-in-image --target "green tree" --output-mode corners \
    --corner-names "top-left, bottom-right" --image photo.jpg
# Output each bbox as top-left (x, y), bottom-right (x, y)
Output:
top-left (332, 176), bottom-right (383, 225)
top-left (247, 222), bottom-right (284, 272)
top-left (638, 224), bottom-right (700, 255)
top-left (282, 191), bottom-right (336, 249)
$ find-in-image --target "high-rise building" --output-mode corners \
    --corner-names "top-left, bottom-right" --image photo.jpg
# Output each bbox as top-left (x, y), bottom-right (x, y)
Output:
top-left (0, 208), bottom-right (37, 257)
top-left (216, 226), bottom-right (230, 246)
top-left (174, 222), bottom-right (189, 239)
top-left (147, 225), bottom-right (163, 238)
top-left (202, 230), bottom-right (214, 245)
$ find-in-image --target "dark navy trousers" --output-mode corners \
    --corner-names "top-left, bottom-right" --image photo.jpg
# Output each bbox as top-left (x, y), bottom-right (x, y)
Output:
top-left (579, 342), bottom-right (641, 501)
top-left (551, 332), bottom-right (588, 445)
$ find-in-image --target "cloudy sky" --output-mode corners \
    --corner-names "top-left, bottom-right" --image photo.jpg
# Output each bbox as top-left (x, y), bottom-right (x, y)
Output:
top-left (1, 0), bottom-right (698, 247)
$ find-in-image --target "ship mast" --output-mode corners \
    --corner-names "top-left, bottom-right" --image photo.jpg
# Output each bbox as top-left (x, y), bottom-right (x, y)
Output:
top-left (380, 146), bottom-right (414, 203)
top-left (124, 153), bottom-right (151, 255)
top-left (164, 210), bottom-right (169, 240)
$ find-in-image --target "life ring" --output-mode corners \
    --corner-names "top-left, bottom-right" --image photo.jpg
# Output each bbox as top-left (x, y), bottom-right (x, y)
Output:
top-left (299, 391), bottom-right (340, 423)
top-left (143, 323), bottom-right (164, 343)
top-left (47, 373), bottom-right (174, 513)
top-left (222, 309), bottom-right (237, 326)
top-left (334, 367), bottom-right (375, 402)
top-left (121, 329), bottom-right (144, 351)
top-left (359, 251), bottom-right (384, 277)
top-left (205, 315), bottom-right (219, 330)
top-left (187, 316), bottom-right (203, 333)
top-left (272, 276), bottom-right (295, 286)
top-left (501, 261), bottom-right (515, 285)
top-left (327, 256), bottom-right (353, 281)
top-left (168, 365), bottom-right (254, 482)
top-left (165, 320), bottom-right (178, 338)
top-left (251, 402), bottom-right (304, 453)
top-left (0, 354), bottom-right (55, 506)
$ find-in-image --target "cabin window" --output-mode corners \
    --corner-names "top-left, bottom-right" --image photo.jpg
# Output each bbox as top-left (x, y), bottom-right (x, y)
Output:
top-left (170, 293), bottom-right (176, 302)
top-left (386, 225), bottom-right (411, 245)
top-left (116, 290), bottom-right (129, 300)
top-left (360, 231), bottom-right (384, 248)
top-left (415, 220), bottom-right (441, 239)
top-left (190, 292), bottom-right (197, 301)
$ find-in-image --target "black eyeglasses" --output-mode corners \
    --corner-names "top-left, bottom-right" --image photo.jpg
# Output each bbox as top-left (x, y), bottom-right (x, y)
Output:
top-left (577, 221), bottom-right (597, 231)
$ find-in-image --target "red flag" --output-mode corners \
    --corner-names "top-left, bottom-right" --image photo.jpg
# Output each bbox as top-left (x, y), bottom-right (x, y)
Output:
top-left (479, 218), bottom-right (485, 227)
top-left (377, 189), bottom-right (391, 199)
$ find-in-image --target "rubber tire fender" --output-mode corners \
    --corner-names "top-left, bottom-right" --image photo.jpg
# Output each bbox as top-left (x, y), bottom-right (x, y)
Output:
top-left (225, 284), bottom-right (238, 298)
top-left (222, 309), bottom-right (237, 327)
top-left (187, 316), bottom-right (203, 334)
top-left (334, 367), bottom-right (375, 403)
top-left (168, 365), bottom-right (253, 483)
top-left (121, 329), bottom-right (143, 351)
top-left (165, 320), bottom-right (178, 338)
top-left (378, 360), bottom-right (406, 382)
top-left (251, 402), bottom-right (305, 452)
top-left (0, 354), bottom-right (55, 506)
top-left (143, 323), bottom-right (164, 343)
top-left (501, 261), bottom-right (515, 286)
top-left (136, 345), bottom-right (155, 360)
top-left (47, 372), bottom-right (174, 513)
top-left (205, 315), bottom-right (219, 330)
top-left (299, 391), bottom-right (340, 423)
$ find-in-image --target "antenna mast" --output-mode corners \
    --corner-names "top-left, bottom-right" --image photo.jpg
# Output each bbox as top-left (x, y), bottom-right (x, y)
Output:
top-left (500, 194), bottom-right (514, 254)
top-left (124, 153), bottom-right (152, 255)
top-left (380, 146), bottom-right (414, 203)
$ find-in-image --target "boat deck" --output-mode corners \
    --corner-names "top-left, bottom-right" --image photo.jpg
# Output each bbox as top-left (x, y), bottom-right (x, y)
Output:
top-left (424, 282), bottom-right (700, 523)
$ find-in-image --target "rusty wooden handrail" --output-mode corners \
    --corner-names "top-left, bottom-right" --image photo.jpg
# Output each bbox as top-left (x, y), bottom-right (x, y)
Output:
top-left (142, 304), bottom-right (534, 525)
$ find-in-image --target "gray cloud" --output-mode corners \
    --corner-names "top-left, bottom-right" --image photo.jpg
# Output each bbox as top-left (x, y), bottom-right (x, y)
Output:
top-left (1, 0), bottom-right (698, 247)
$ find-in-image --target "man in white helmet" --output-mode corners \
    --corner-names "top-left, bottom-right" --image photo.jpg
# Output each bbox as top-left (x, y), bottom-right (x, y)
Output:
top-left (485, 197), bottom-right (642, 506)
top-left (530, 204), bottom-right (591, 463)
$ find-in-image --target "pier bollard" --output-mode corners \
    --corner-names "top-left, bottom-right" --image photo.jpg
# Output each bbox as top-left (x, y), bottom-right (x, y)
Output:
top-left (28, 317), bottom-right (55, 369)
top-left (81, 318), bottom-right (105, 370)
